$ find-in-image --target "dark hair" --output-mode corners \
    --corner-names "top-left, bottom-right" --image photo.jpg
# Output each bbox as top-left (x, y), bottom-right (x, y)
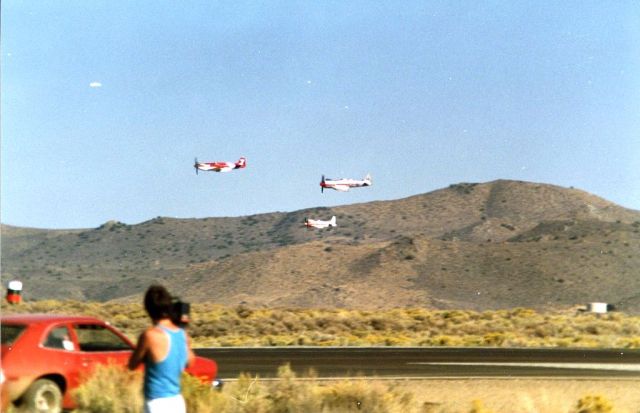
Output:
top-left (144, 284), bottom-right (173, 321)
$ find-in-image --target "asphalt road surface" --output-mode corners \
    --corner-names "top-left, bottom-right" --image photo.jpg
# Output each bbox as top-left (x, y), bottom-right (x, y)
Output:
top-left (195, 347), bottom-right (640, 380)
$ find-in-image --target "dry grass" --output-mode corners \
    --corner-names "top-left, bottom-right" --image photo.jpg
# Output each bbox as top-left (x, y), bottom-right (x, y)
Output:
top-left (3, 301), bottom-right (640, 348)
top-left (59, 365), bottom-right (640, 413)
top-left (69, 364), bottom-right (416, 413)
top-left (72, 363), bottom-right (143, 413)
top-left (405, 379), bottom-right (640, 413)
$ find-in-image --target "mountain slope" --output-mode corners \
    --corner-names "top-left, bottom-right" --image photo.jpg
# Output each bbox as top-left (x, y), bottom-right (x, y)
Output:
top-left (166, 221), bottom-right (640, 312)
top-left (2, 180), bottom-right (639, 311)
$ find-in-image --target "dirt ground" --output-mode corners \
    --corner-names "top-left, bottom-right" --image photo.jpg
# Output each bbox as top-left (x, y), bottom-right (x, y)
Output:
top-left (403, 378), bottom-right (640, 413)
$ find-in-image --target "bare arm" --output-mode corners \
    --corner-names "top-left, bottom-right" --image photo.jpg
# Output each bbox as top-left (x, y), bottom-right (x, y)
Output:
top-left (128, 330), bottom-right (149, 370)
top-left (186, 332), bottom-right (196, 369)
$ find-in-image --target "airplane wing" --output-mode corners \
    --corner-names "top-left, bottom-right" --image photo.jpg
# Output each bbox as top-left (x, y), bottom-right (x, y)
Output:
top-left (333, 185), bottom-right (350, 192)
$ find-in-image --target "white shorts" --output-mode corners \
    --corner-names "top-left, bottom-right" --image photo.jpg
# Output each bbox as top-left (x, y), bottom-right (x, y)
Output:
top-left (144, 394), bottom-right (186, 413)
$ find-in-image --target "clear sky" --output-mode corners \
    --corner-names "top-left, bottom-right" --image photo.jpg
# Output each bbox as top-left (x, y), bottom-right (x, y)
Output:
top-left (2, 1), bottom-right (639, 229)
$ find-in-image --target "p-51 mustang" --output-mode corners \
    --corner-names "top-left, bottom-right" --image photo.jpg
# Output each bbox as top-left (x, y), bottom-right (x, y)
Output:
top-left (194, 157), bottom-right (246, 174)
top-left (320, 174), bottom-right (371, 192)
top-left (304, 216), bottom-right (337, 229)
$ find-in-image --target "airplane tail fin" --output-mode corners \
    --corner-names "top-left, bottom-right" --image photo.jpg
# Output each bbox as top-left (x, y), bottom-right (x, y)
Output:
top-left (364, 173), bottom-right (372, 185)
top-left (236, 157), bottom-right (247, 169)
top-left (330, 216), bottom-right (337, 227)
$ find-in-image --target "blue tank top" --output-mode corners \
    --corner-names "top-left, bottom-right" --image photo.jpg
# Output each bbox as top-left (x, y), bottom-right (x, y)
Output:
top-left (143, 326), bottom-right (188, 400)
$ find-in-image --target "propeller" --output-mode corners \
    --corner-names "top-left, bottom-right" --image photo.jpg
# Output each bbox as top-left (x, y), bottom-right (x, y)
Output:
top-left (320, 175), bottom-right (325, 193)
top-left (194, 157), bottom-right (199, 175)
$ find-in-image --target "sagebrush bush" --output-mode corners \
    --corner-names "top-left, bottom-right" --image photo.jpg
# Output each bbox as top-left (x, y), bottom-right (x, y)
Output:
top-left (318, 379), bottom-right (414, 413)
top-left (181, 373), bottom-right (228, 413)
top-left (573, 394), bottom-right (613, 413)
top-left (72, 364), bottom-right (422, 413)
top-left (72, 364), bottom-right (142, 413)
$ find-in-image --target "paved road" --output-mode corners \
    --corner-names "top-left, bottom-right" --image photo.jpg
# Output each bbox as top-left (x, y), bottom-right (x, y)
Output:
top-left (195, 347), bottom-right (640, 379)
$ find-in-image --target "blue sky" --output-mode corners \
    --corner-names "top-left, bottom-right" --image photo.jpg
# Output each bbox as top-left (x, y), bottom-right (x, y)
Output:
top-left (2, 1), bottom-right (639, 229)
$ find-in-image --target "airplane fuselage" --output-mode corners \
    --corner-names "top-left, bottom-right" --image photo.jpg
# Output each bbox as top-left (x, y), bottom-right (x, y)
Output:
top-left (195, 157), bottom-right (246, 173)
top-left (304, 216), bottom-right (337, 229)
top-left (320, 175), bottom-right (371, 192)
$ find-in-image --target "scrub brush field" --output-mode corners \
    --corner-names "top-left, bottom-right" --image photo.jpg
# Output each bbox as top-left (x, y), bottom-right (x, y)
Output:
top-left (3, 300), bottom-right (640, 349)
top-left (65, 364), bottom-right (640, 413)
top-left (3, 301), bottom-right (640, 412)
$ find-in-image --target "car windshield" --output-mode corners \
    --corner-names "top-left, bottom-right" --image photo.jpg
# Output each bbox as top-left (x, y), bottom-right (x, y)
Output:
top-left (1, 324), bottom-right (26, 345)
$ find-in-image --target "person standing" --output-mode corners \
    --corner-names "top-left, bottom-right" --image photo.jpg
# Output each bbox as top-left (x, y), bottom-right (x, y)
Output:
top-left (129, 285), bottom-right (195, 413)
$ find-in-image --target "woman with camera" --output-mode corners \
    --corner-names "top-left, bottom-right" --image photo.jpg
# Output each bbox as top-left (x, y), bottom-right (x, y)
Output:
top-left (128, 285), bottom-right (196, 413)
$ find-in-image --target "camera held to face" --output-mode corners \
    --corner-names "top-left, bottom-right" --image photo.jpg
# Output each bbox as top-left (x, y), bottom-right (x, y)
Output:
top-left (171, 298), bottom-right (191, 327)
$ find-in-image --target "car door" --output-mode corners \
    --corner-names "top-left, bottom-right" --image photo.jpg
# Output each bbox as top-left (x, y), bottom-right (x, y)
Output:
top-left (71, 323), bottom-right (134, 380)
top-left (40, 323), bottom-right (84, 406)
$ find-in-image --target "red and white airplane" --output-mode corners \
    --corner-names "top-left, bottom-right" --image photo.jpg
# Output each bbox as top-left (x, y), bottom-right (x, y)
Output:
top-left (320, 174), bottom-right (372, 192)
top-left (194, 157), bottom-right (246, 174)
top-left (304, 216), bottom-right (337, 229)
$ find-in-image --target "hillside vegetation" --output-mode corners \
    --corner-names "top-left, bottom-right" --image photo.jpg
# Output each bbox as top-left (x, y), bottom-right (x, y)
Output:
top-left (2, 180), bottom-right (639, 312)
top-left (3, 300), bottom-right (639, 348)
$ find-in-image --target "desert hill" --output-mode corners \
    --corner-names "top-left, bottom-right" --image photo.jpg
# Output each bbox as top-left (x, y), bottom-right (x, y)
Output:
top-left (2, 180), bottom-right (639, 312)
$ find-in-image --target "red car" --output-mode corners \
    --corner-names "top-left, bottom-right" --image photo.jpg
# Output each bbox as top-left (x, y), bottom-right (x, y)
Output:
top-left (1, 314), bottom-right (218, 412)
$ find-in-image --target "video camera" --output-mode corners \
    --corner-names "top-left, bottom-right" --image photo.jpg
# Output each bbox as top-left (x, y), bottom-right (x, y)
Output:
top-left (171, 298), bottom-right (191, 328)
